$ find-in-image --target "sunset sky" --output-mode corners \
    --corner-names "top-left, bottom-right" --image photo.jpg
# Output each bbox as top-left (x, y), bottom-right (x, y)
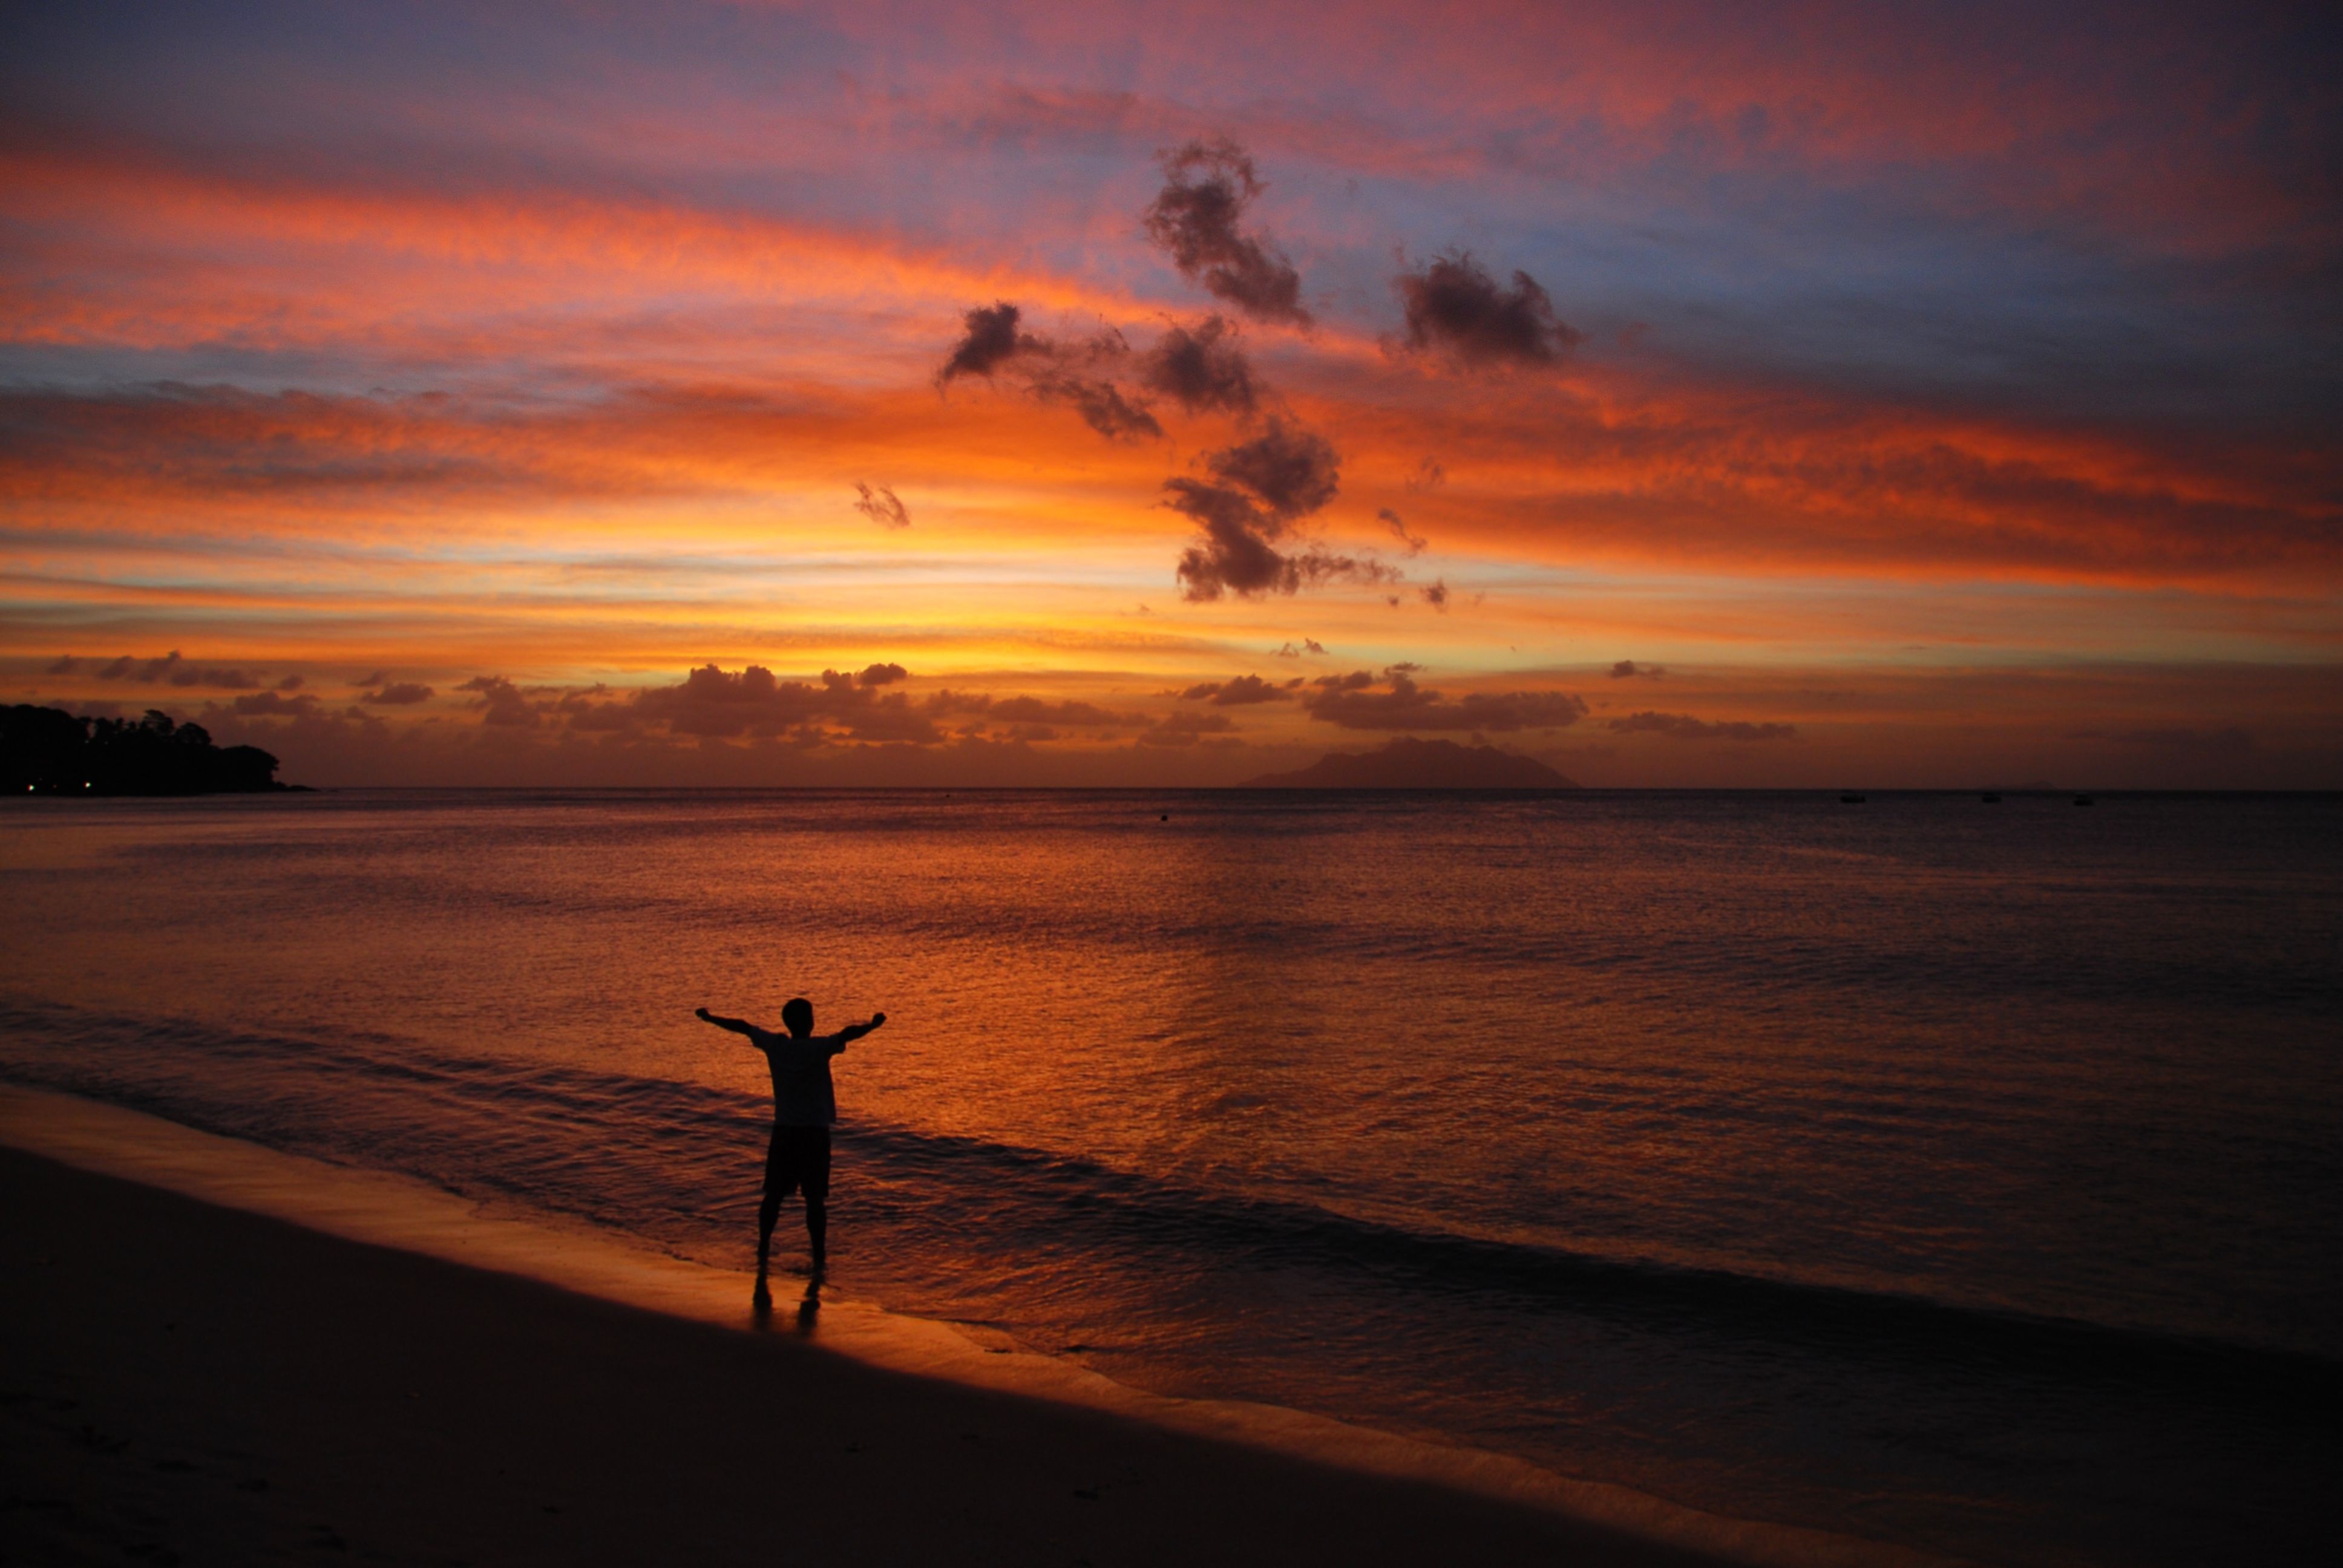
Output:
top-left (5, 0), bottom-right (2337, 786)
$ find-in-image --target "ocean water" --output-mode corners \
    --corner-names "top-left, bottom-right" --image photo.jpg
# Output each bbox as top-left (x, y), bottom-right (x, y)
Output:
top-left (2, 789), bottom-right (2337, 1565)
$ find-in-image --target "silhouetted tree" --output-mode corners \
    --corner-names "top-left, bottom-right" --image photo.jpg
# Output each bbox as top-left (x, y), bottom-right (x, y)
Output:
top-left (2, 705), bottom-right (291, 794)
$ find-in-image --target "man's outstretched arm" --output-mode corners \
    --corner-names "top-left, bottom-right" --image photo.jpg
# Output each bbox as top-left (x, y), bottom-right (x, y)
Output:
top-left (831, 1011), bottom-right (887, 1048)
top-left (695, 1007), bottom-right (755, 1034)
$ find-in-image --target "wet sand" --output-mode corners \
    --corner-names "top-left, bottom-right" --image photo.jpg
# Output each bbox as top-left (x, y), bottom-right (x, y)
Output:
top-left (0, 1089), bottom-right (1946, 1566)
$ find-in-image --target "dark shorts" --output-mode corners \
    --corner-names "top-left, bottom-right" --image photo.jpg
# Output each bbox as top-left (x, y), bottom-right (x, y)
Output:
top-left (763, 1123), bottom-right (830, 1203)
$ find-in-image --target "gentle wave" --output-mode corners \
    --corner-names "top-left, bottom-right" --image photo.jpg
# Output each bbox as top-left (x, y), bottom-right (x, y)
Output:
top-left (6, 998), bottom-right (2333, 1408)
top-left (851, 1122), bottom-right (2343, 1397)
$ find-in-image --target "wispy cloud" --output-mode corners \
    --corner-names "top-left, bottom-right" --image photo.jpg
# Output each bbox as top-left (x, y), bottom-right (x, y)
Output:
top-left (853, 483), bottom-right (912, 529)
top-left (1379, 508), bottom-right (1427, 556)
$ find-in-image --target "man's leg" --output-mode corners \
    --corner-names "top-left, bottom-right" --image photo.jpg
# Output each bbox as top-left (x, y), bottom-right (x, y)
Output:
top-left (799, 1127), bottom-right (831, 1265)
top-left (757, 1123), bottom-right (797, 1299)
top-left (756, 1186), bottom-right (784, 1271)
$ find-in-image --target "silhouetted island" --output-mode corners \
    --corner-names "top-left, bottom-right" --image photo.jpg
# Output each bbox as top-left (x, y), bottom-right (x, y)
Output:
top-left (1242, 737), bottom-right (1579, 789)
top-left (2, 705), bottom-right (297, 795)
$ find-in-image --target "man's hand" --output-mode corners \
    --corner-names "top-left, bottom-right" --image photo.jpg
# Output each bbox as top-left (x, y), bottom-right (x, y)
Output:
top-left (696, 1007), bottom-right (753, 1038)
top-left (870, 1011), bottom-right (886, 1029)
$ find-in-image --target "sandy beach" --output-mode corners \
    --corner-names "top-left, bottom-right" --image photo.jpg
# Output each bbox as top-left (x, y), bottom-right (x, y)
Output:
top-left (0, 1143), bottom-right (1742, 1567)
top-left (0, 1084), bottom-right (1958, 1568)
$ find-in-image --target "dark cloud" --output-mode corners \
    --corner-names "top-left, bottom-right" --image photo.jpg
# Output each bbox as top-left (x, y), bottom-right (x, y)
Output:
top-left (89, 651), bottom-right (264, 688)
top-left (229, 690), bottom-right (320, 717)
top-left (946, 152), bottom-right (1362, 601)
top-left (45, 655), bottom-right (76, 675)
top-left (1405, 458), bottom-right (1446, 491)
top-left (1420, 579), bottom-right (1449, 610)
top-left (1165, 480), bottom-right (1289, 597)
top-left (1180, 674), bottom-right (1292, 705)
top-left (277, 675), bottom-right (304, 691)
top-left (1302, 670), bottom-right (1588, 732)
top-left (1176, 535), bottom-right (1386, 601)
top-left (457, 675), bottom-right (542, 728)
top-left (1166, 480), bottom-right (1395, 601)
top-left (1608, 711), bottom-right (1798, 742)
top-left (1206, 419), bottom-right (1338, 519)
top-left (1380, 508), bottom-right (1427, 557)
top-left (1138, 316), bottom-right (1259, 417)
top-left (362, 682), bottom-right (434, 705)
top-left (938, 312), bottom-right (1161, 443)
top-left (1024, 369), bottom-right (1163, 442)
top-left (630, 664), bottom-right (940, 743)
top-left (1165, 420), bottom-right (1391, 600)
top-left (937, 302), bottom-right (1041, 383)
top-left (919, 688), bottom-right (995, 718)
top-left (1273, 638), bottom-right (1328, 657)
top-left (1142, 138), bottom-right (1309, 327)
top-left (857, 663), bottom-right (908, 687)
top-left (853, 483), bottom-right (912, 529)
top-left (560, 688), bottom-right (637, 732)
top-left (1137, 710), bottom-right (1238, 748)
top-left (1610, 660), bottom-right (1665, 679)
top-left (983, 696), bottom-right (1139, 727)
top-left (1397, 252), bottom-right (1582, 368)
top-left (173, 697), bottom-right (385, 775)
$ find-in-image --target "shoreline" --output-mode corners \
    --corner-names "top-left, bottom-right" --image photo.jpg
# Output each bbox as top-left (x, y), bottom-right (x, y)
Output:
top-left (0, 1083), bottom-right (1951, 1567)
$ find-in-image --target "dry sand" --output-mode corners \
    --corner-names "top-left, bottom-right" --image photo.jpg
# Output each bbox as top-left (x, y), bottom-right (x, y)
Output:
top-left (0, 1089), bottom-right (1941, 1566)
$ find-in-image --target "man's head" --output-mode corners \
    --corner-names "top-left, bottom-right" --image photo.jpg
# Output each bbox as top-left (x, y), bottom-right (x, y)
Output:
top-left (781, 997), bottom-right (814, 1037)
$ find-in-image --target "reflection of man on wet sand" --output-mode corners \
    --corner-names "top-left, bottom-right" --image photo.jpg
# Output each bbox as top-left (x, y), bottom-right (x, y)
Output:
top-left (695, 998), bottom-right (885, 1307)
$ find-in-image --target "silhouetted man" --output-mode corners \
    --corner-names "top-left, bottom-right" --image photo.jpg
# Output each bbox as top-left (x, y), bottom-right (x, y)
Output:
top-left (695, 998), bottom-right (885, 1306)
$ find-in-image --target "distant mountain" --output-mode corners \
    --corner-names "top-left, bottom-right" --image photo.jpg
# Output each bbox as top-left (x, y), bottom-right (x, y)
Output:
top-left (1242, 737), bottom-right (1579, 789)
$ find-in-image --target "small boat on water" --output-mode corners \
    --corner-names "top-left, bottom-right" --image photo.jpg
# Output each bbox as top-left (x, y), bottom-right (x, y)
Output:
top-left (1840, 792), bottom-right (1866, 803)
top-left (1981, 792), bottom-right (2001, 803)
top-left (2073, 794), bottom-right (2095, 806)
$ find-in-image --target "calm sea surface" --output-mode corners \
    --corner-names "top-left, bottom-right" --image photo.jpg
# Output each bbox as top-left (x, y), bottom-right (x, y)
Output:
top-left (3, 789), bottom-right (2338, 1565)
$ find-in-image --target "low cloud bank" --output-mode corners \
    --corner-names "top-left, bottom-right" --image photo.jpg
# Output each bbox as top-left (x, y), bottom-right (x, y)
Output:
top-left (1608, 710), bottom-right (1798, 742)
top-left (1302, 669), bottom-right (1588, 732)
